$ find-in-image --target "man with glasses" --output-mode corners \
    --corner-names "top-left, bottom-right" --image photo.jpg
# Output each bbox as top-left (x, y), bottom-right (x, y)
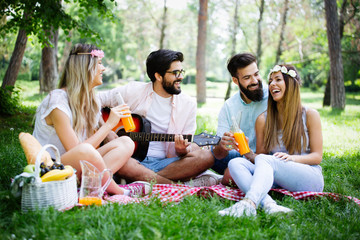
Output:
top-left (98, 49), bottom-right (220, 187)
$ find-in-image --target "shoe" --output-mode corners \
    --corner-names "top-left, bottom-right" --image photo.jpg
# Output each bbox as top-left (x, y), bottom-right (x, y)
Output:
top-left (184, 170), bottom-right (223, 187)
top-left (184, 175), bottom-right (217, 187)
top-left (219, 200), bottom-right (256, 217)
top-left (200, 170), bottom-right (223, 182)
top-left (263, 202), bottom-right (293, 215)
top-left (121, 181), bottom-right (152, 197)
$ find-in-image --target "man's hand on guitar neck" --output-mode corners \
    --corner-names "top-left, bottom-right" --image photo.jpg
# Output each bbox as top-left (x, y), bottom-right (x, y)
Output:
top-left (174, 134), bottom-right (191, 156)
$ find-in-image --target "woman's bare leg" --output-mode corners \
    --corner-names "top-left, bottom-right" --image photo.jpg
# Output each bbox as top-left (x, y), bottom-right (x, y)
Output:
top-left (97, 136), bottom-right (135, 174)
top-left (61, 143), bottom-right (125, 195)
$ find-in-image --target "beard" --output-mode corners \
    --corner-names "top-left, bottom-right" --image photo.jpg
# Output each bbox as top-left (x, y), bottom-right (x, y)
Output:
top-left (162, 79), bottom-right (182, 95)
top-left (239, 80), bottom-right (264, 102)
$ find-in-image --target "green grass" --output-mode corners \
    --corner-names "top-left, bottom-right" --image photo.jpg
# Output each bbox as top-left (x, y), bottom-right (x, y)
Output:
top-left (1, 80), bottom-right (360, 239)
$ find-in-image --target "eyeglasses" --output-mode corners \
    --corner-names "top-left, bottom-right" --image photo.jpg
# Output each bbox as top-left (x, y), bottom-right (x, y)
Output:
top-left (166, 69), bottom-right (185, 78)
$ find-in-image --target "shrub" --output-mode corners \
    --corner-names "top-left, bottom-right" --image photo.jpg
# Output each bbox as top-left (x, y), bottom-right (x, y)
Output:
top-left (0, 86), bottom-right (21, 116)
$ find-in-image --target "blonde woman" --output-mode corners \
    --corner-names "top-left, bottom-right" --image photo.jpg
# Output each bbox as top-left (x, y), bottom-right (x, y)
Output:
top-left (219, 64), bottom-right (324, 217)
top-left (33, 43), bottom-right (135, 196)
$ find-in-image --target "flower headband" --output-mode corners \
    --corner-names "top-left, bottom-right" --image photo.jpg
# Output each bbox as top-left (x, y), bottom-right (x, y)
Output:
top-left (268, 65), bottom-right (297, 79)
top-left (71, 49), bottom-right (104, 59)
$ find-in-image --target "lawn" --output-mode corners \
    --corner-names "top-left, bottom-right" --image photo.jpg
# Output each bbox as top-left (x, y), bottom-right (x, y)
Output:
top-left (0, 80), bottom-right (360, 239)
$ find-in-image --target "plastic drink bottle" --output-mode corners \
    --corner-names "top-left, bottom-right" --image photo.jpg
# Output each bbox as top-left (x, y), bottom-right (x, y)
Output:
top-left (232, 116), bottom-right (250, 155)
top-left (117, 93), bottom-right (135, 132)
top-left (234, 131), bottom-right (250, 155)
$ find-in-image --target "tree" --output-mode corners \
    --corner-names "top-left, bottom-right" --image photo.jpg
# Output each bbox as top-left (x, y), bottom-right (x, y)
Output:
top-left (324, 0), bottom-right (346, 110)
top-left (323, 0), bottom-right (358, 106)
top-left (140, 0), bottom-right (168, 49)
top-left (40, 28), bottom-right (58, 93)
top-left (256, 0), bottom-right (265, 68)
top-left (196, 0), bottom-right (208, 104)
top-left (1, 29), bottom-right (27, 89)
top-left (159, 0), bottom-right (168, 49)
top-left (1, 0), bottom-right (115, 91)
top-left (225, 0), bottom-right (240, 101)
top-left (275, 0), bottom-right (289, 64)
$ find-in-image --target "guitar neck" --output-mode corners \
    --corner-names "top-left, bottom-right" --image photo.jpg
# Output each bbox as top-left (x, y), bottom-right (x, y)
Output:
top-left (128, 132), bottom-right (193, 143)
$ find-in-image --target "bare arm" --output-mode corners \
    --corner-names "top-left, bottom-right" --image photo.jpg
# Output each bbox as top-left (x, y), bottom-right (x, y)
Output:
top-left (255, 112), bottom-right (267, 154)
top-left (49, 105), bottom-right (131, 151)
top-left (49, 108), bottom-right (80, 151)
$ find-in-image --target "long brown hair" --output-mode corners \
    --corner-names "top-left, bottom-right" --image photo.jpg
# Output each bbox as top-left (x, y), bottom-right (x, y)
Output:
top-left (264, 65), bottom-right (307, 154)
top-left (58, 43), bottom-right (100, 139)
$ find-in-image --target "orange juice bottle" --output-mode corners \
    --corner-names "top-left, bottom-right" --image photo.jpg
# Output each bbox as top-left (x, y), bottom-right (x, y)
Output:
top-left (117, 92), bottom-right (135, 132)
top-left (231, 116), bottom-right (250, 155)
top-left (234, 131), bottom-right (250, 155)
top-left (79, 197), bottom-right (102, 206)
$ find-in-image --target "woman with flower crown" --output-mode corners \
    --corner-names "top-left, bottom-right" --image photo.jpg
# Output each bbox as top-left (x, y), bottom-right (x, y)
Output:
top-left (219, 64), bottom-right (324, 217)
top-left (33, 43), bottom-right (135, 195)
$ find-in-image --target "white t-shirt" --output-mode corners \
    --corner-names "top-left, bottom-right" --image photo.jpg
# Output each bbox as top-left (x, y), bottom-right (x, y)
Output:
top-left (33, 89), bottom-right (93, 157)
top-left (145, 93), bottom-right (172, 158)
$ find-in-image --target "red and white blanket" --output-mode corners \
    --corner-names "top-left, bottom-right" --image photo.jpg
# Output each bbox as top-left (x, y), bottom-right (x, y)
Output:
top-left (104, 184), bottom-right (360, 206)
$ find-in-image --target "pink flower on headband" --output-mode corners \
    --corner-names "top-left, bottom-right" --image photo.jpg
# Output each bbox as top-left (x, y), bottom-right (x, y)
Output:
top-left (90, 50), bottom-right (104, 59)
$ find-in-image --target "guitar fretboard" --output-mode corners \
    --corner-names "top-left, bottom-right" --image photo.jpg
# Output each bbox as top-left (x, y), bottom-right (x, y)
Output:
top-left (128, 132), bottom-right (193, 143)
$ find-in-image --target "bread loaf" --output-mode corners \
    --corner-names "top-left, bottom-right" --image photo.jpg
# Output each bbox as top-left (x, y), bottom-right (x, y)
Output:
top-left (19, 132), bottom-right (53, 166)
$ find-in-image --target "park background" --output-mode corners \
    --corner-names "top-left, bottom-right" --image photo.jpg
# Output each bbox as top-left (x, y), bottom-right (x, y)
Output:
top-left (1, 0), bottom-right (360, 239)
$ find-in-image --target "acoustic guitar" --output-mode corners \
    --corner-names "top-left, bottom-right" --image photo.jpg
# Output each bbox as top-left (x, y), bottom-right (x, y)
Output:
top-left (102, 107), bottom-right (220, 161)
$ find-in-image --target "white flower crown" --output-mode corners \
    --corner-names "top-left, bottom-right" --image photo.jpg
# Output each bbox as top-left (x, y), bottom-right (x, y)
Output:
top-left (268, 65), bottom-right (297, 79)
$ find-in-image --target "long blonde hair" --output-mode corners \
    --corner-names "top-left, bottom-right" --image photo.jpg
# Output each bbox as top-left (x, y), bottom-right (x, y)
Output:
top-left (58, 43), bottom-right (100, 139)
top-left (264, 65), bottom-right (307, 154)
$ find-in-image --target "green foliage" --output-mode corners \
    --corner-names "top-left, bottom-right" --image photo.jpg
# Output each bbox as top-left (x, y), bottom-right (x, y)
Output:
top-left (0, 0), bottom-right (116, 46)
top-left (0, 86), bottom-right (21, 116)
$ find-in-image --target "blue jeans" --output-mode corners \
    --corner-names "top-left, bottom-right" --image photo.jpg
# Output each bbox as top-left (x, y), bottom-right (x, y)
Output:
top-left (211, 148), bottom-right (241, 174)
top-left (229, 154), bottom-right (324, 207)
top-left (140, 156), bottom-right (180, 173)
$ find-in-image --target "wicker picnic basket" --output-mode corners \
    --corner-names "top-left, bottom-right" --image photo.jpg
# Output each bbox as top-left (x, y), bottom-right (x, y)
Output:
top-left (21, 144), bottom-right (78, 212)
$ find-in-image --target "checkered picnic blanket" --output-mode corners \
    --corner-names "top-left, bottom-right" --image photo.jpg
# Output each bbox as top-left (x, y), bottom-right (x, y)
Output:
top-left (104, 183), bottom-right (360, 206)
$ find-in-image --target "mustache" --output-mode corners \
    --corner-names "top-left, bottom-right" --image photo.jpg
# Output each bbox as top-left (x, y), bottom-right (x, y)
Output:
top-left (247, 83), bottom-right (258, 89)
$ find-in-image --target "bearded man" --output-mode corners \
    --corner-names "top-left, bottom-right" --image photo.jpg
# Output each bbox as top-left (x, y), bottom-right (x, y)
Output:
top-left (98, 49), bottom-right (220, 187)
top-left (211, 53), bottom-right (269, 185)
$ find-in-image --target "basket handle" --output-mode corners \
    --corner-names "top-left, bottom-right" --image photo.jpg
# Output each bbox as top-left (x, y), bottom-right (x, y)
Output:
top-left (34, 144), bottom-right (61, 180)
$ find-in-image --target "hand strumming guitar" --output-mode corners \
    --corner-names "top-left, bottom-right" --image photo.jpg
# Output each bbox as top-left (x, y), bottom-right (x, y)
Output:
top-left (174, 134), bottom-right (191, 156)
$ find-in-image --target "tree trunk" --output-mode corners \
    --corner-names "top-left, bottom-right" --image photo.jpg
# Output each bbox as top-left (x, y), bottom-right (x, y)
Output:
top-left (225, 0), bottom-right (240, 101)
top-left (323, 75), bottom-right (331, 106)
top-left (275, 0), bottom-right (289, 64)
top-left (58, 31), bottom-right (73, 75)
top-left (159, 0), bottom-right (168, 49)
top-left (196, 0), bottom-right (208, 104)
top-left (256, 0), bottom-right (265, 68)
top-left (324, 0), bottom-right (346, 110)
top-left (1, 29), bottom-right (28, 89)
top-left (40, 28), bottom-right (59, 93)
top-left (323, 0), bottom-right (356, 106)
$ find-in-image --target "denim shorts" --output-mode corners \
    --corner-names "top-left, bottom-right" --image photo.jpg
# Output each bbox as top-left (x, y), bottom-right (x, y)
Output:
top-left (211, 148), bottom-right (241, 175)
top-left (140, 156), bottom-right (180, 173)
